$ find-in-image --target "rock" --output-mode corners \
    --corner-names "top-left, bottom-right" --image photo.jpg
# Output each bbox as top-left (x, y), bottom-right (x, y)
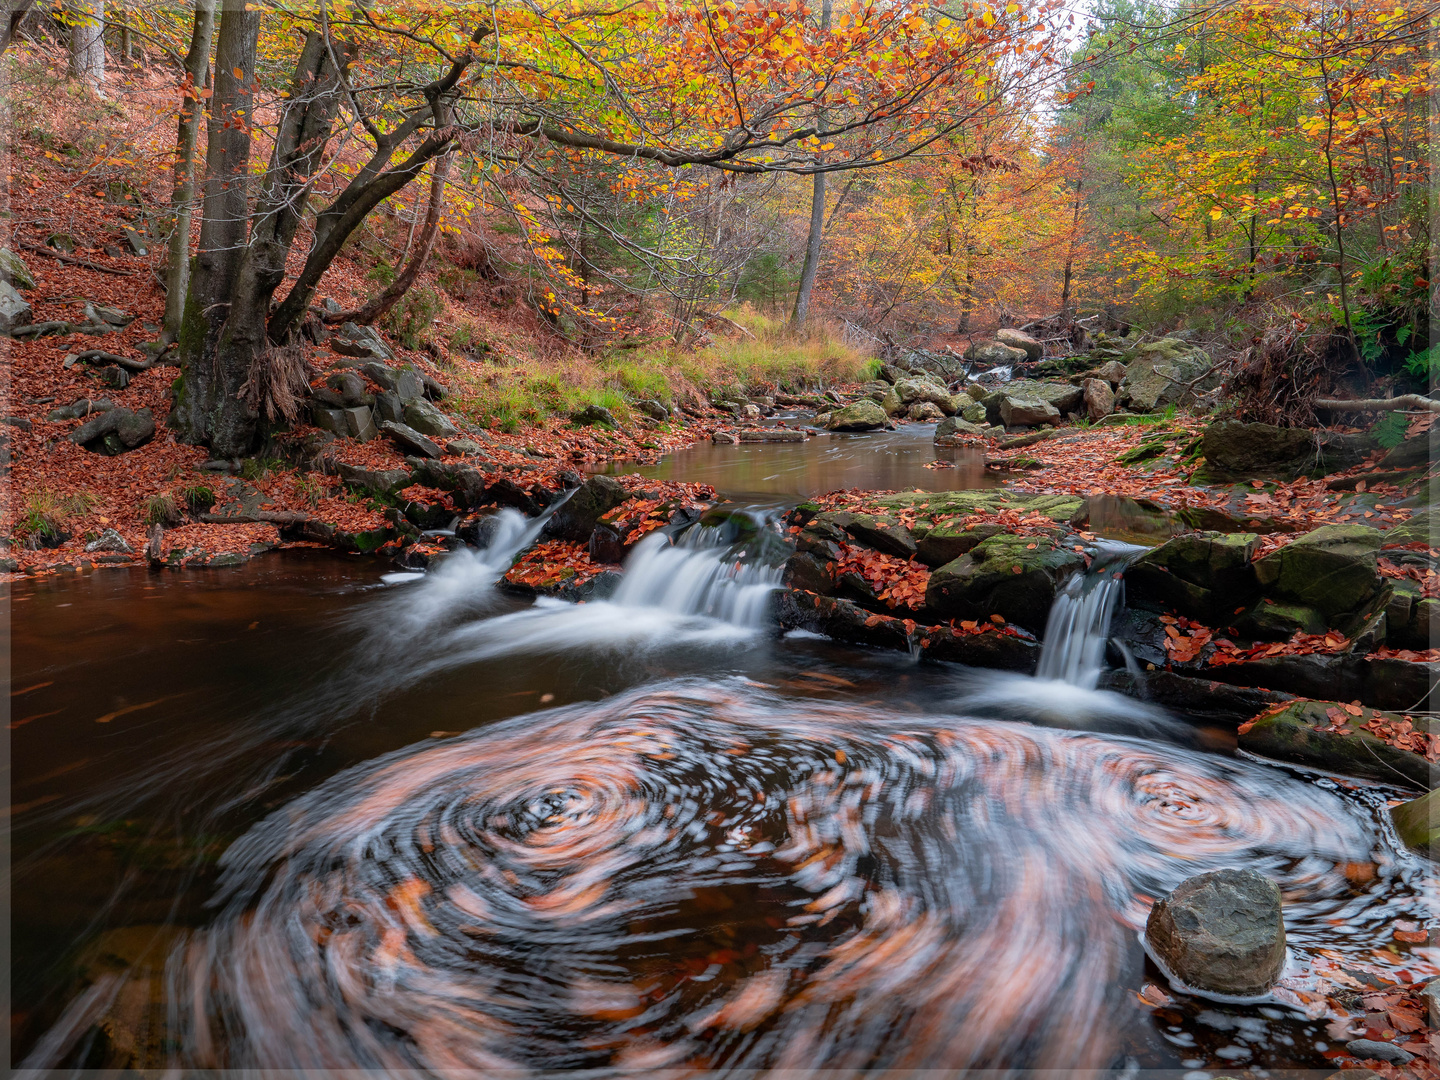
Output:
top-left (1083, 378), bottom-right (1115, 421)
top-left (0, 280), bottom-right (33, 334)
top-left (737, 429), bottom-right (805, 442)
top-left (826, 399), bottom-right (890, 431)
top-left (46, 232), bottom-right (77, 253)
top-left (1239, 699), bottom-right (1435, 788)
top-left (332, 321), bottom-right (394, 361)
top-left (907, 401), bottom-right (945, 422)
top-left (374, 391), bottom-right (404, 424)
top-left (1344, 1040), bottom-right (1414, 1066)
top-left (1201, 421), bottom-right (1315, 477)
top-left (1126, 532), bottom-right (1259, 623)
top-left (1144, 868), bottom-right (1286, 998)
top-left (996, 327), bottom-right (1043, 359)
top-left (342, 405), bottom-right (377, 442)
top-left (69, 407), bottom-right (154, 453)
top-left (964, 340), bottom-right (1028, 365)
top-left (1422, 980), bottom-right (1440, 1027)
top-left (1253, 524), bottom-right (1381, 618)
top-left (407, 459), bottom-right (488, 507)
top-left (783, 551), bottom-right (834, 595)
top-left (588, 524), bottom-right (625, 564)
top-left (1116, 339), bottom-right (1214, 413)
top-left (546, 474), bottom-right (628, 541)
top-left (123, 227), bottom-right (149, 255)
top-left (636, 399), bottom-right (669, 421)
top-left (2, 416), bottom-right (31, 432)
top-left (1381, 428), bottom-right (1437, 470)
top-left (894, 377), bottom-right (953, 409)
top-left (572, 404), bottom-right (617, 428)
top-left (1384, 508), bottom-right (1435, 548)
top-left (446, 438), bottom-right (486, 457)
top-left (326, 370), bottom-right (368, 407)
top-left (0, 247), bottom-right (36, 290)
top-left (311, 406), bottom-right (349, 437)
top-left (336, 463), bottom-right (411, 493)
top-left (360, 360), bottom-right (401, 392)
top-left (896, 347), bottom-right (968, 381)
top-left (999, 396), bottom-right (1061, 428)
top-left (736, 403), bottom-right (762, 422)
top-left (403, 399), bottom-right (459, 439)
top-left (926, 534), bottom-right (1086, 632)
top-left (874, 387), bottom-right (905, 416)
top-left (1235, 600), bottom-right (1326, 640)
top-left (395, 367), bottom-right (426, 404)
top-left (777, 590), bottom-right (918, 652)
top-left (877, 363), bottom-right (906, 384)
top-left (959, 401), bottom-right (987, 424)
top-left (379, 420), bottom-right (442, 459)
top-left (711, 429), bottom-right (739, 444)
top-left (1091, 359), bottom-right (1127, 387)
top-left (84, 528), bottom-right (133, 554)
top-left (980, 379), bottom-right (1082, 422)
top-left (47, 398), bottom-right (113, 422)
top-left (1391, 789), bottom-right (1439, 859)
top-left (933, 416), bottom-right (987, 444)
top-left (919, 623), bottom-right (1042, 671)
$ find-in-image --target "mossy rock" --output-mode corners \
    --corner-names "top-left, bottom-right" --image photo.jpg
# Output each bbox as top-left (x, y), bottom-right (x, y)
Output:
top-left (912, 520), bottom-right (1006, 568)
top-left (926, 534), bottom-right (1087, 632)
top-left (1126, 531), bottom-right (1258, 623)
top-left (1385, 509), bottom-right (1436, 548)
top-left (872, 489), bottom-right (1086, 524)
top-left (1235, 600), bottom-right (1326, 640)
top-left (825, 399), bottom-right (889, 431)
top-left (1239, 700), bottom-right (1436, 789)
top-left (1391, 788), bottom-right (1440, 859)
top-left (1253, 524), bottom-right (1381, 618)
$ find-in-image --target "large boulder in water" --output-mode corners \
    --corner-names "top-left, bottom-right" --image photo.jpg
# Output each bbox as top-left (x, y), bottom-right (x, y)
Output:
top-left (826, 399), bottom-right (889, 431)
top-left (1145, 868), bottom-right (1286, 998)
top-left (925, 534), bottom-right (1086, 632)
top-left (545, 474), bottom-right (628, 541)
top-left (1252, 524), bottom-right (1381, 619)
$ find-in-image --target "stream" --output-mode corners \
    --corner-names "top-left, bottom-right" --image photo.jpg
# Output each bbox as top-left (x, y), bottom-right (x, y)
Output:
top-left (9, 424), bottom-right (1436, 1074)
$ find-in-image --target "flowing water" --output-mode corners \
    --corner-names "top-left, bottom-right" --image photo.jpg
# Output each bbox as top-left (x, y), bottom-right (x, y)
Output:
top-left (9, 428), bottom-right (1437, 1074)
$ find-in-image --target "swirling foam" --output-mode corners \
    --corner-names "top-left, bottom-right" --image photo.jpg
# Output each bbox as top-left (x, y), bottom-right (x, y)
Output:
top-left (170, 681), bottom-right (1372, 1072)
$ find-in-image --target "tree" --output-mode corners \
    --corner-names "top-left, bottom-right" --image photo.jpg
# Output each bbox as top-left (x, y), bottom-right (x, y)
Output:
top-left (161, 0), bottom-right (214, 345)
top-left (169, 0), bottom-right (1061, 457)
top-left (790, 0), bottom-right (833, 333)
top-left (66, 0), bottom-right (104, 94)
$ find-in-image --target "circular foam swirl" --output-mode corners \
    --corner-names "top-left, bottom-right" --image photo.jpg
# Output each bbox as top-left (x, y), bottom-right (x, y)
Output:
top-left (171, 680), bottom-right (1372, 1072)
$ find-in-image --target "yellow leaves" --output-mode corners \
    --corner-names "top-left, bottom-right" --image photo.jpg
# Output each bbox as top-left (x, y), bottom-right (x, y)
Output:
top-left (231, 66), bottom-right (244, 79)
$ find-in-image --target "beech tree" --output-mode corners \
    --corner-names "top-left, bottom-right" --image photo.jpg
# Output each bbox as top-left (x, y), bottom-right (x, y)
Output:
top-left (167, 0), bottom-right (1060, 457)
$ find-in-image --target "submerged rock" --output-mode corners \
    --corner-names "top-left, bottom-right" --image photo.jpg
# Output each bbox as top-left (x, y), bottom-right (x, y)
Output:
top-left (1144, 868), bottom-right (1286, 998)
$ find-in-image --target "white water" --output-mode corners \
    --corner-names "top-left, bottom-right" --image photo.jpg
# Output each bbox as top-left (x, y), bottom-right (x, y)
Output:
top-left (958, 542), bottom-right (1176, 736)
top-left (1035, 541), bottom-right (1147, 689)
top-left (363, 510), bottom-right (785, 684)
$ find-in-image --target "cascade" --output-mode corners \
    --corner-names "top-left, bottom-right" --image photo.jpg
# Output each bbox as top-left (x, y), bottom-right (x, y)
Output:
top-left (1034, 541), bottom-right (1148, 689)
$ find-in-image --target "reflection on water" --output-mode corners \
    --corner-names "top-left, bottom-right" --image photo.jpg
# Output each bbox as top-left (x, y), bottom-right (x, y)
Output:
top-left (601, 423), bottom-right (1000, 501)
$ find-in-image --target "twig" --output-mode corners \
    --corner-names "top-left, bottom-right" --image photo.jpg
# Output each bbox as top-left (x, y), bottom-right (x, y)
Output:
top-left (18, 242), bottom-right (135, 276)
top-left (69, 349), bottom-right (155, 372)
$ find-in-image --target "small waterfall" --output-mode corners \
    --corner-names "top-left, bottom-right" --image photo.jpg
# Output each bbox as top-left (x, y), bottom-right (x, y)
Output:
top-left (1035, 542), bottom-right (1147, 689)
top-left (612, 515), bottom-right (785, 627)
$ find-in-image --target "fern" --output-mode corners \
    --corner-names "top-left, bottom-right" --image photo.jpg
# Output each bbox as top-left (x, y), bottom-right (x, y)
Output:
top-left (1370, 411), bottom-right (1409, 449)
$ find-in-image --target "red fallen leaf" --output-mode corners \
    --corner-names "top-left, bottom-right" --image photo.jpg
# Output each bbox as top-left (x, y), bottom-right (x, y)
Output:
top-left (1344, 703), bottom-right (1363, 716)
top-left (1393, 929), bottom-right (1429, 944)
top-left (989, 614), bottom-right (1005, 625)
top-left (1011, 565), bottom-right (1023, 574)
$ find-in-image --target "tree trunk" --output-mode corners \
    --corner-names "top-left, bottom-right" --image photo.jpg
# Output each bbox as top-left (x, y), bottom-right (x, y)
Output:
top-left (326, 152), bottom-right (452, 326)
top-left (175, 14), bottom-right (354, 457)
top-left (161, 0), bottom-right (215, 345)
top-left (788, 0), bottom-right (831, 334)
top-left (67, 0), bottom-right (104, 95)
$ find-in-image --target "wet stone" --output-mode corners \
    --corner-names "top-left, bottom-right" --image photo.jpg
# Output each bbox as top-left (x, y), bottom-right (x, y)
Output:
top-left (1144, 868), bottom-right (1286, 998)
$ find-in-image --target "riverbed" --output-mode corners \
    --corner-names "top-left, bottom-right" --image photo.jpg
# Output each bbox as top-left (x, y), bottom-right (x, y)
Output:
top-left (9, 426), bottom-right (1434, 1072)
